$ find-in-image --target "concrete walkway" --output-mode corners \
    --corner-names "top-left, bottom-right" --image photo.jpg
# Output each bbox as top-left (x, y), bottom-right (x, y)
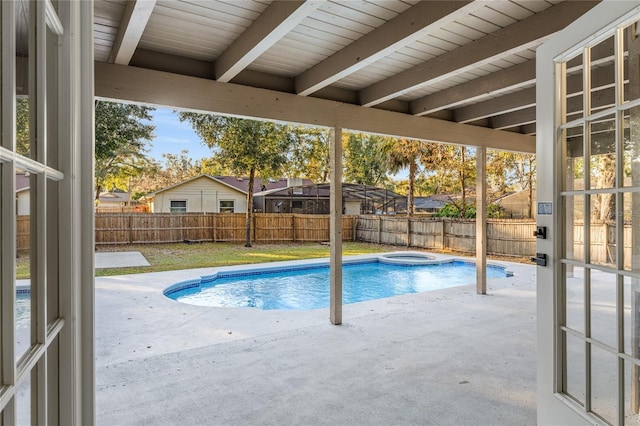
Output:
top-left (95, 251), bottom-right (150, 268)
top-left (95, 255), bottom-right (537, 425)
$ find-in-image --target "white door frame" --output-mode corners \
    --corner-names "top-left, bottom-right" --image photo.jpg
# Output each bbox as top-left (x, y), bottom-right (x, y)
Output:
top-left (537, 2), bottom-right (640, 424)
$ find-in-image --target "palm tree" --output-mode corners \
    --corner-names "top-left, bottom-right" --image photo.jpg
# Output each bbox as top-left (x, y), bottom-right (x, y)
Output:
top-left (385, 138), bottom-right (434, 216)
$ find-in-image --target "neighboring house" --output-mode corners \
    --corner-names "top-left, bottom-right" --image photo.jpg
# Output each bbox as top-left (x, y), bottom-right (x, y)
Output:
top-left (496, 189), bottom-right (537, 219)
top-left (143, 175), bottom-right (313, 214)
top-left (97, 190), bottom-right (131, 208)
top-left (413, 194), bottom-right (456, 214)
top-left (16, 172), bottom-right (30, 216)
top-left (253, 183), bottom-right (406, 215)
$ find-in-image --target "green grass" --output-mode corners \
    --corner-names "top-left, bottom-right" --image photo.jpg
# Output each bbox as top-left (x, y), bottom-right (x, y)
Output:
top-left (92, 241), bottom-right (387, 277)
top-left (15, 241), bottom-right (529, 279)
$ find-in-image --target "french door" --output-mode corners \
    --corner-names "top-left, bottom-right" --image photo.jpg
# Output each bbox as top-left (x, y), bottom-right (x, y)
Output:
top-left (537, 2), bottom-right (640, 424)
top-left (1, 1), bottom-right (94, 424)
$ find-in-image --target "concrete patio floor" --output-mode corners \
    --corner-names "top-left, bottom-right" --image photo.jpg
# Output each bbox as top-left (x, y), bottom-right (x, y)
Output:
top-left (95, 254), bottom-right (537, 425)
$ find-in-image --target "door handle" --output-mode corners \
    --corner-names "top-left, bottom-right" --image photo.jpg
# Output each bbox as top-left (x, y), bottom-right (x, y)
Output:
top-left (530, 253), bottom-right (547, 266)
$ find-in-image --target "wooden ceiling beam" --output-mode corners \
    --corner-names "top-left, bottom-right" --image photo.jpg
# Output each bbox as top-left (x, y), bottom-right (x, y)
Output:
top-left (359, 1), bottom-right (599, 108)
top-left (95, 62), bottom-right (535, 153)
top-left (295, 0), bottom-right (476, 96)
top-left (411, 60), bottom-right (535, 116)
top-left (108, 0), bottom-right (156, 65)
top-left (215, 1), bottom-right (321, 83)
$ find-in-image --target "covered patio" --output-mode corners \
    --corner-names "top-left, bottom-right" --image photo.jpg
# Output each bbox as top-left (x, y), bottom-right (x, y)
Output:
top-left (4, 1), bottom-right (638, 424)
top-left (93, 257), bottom-right (537, 425)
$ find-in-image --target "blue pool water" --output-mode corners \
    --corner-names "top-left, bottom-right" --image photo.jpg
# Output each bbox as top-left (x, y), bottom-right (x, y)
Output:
top-left (166, 259), bottom-right (510, 310)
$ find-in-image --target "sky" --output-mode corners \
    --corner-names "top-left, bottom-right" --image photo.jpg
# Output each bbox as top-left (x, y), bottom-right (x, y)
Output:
top-left (146, 107), bottom-right (211, 161)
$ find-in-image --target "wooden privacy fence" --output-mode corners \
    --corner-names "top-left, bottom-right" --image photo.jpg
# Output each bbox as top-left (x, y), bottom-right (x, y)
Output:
top-left (356, 216), bottom-right (537, 257)
top-left (17, 212), bottom-right (634, 263)
top-left (93, 213), bottom-right (356, 245)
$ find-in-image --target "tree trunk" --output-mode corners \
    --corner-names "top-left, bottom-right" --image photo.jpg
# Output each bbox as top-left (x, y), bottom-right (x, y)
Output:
top-left (245, 168), bottom-right (255, 247)
top-left (407, 160), bottom-right (416, 216)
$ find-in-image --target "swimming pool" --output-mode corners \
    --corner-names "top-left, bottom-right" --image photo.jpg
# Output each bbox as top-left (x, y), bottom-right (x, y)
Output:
top-left (165, 254), bottom-right (512, 310)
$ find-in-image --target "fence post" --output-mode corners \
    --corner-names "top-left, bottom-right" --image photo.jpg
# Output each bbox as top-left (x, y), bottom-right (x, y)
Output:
top-left (352, 216), bottom-right (357, 242)
top-left (441, 219), bottom-right (445, 249)
top-left (128, 214), bottom-right (133, 245)
top-left (213, 213), bottom-right (217, 242)
top-left (253, 214), bottom-right (257, 243)
top-left (378, 216), bottom-right (382, 244)
top-left (292, 214), bottom-right (296, 242)
top-left (406, 217), bottom-right (411, 247)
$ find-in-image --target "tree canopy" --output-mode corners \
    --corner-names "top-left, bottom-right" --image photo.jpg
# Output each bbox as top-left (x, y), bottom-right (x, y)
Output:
top-left (94, 101), bottom-right (155, 199)
top-left (178, 113), bottom-right (293, 246)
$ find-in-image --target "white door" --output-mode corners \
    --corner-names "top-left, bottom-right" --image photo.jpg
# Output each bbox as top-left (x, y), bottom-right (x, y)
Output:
top-left (537, 2), bottom-right (640, 424)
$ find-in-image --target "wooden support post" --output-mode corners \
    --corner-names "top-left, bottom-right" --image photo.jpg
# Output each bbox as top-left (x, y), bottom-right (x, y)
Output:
top-left (329, 127), bottom-right (343, 325)
top-left (476, 146), bottom-right (487, 295)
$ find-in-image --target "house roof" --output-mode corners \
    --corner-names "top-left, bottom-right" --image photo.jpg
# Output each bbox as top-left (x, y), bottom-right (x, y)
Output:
top-left (414, 195), bottom-right (457, 210)
top-left (256, 183), bottom-right (405, 202)
top-left (93, 1), bottom-right (598, 151)
top-left (147, 175), bottom-right (314, 198)
top-left (214, 176), bottom-right (314, 194)
top-left (98, 191), bottom-right (131, 204)
top-left (16, 172), bottom-right (30, 192)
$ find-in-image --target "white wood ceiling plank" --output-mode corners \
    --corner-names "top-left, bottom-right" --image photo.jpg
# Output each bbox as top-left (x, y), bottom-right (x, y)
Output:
top-left (95, 0), bottom-right (126, 19)
top-left (147, 13), bottom-right (243, 39)
top-left (293, 24), bottom-right (352, 48)
top-left (94, 22), bottom-right (118, 35)
top-left (153, 3), bottom-right (253, 29)
top-left (302, 17), bottom-right (363, 41)
top-left (137, 40), bottom-right (217, 61)
top-left (371, 0), bottom-right (419, 14)
top-left (396, 44), bottom-right (441, 62)
top-left (468, 5), bottom-right (517, 27)
top-left (166, 0), bottom-right (266, 20)
top-left (385, 51), bottom-right (428, 68)
top-left (490, 1), bottom-right (535, 21)
top-left (272, 37), bottom-right (336, 58)
top-left (139, 35), bottom-right (216, 53)
top-left (425, 28), bottom-right (467, 47)
top-left (512, 0), bottom-right (555, 14)
top-left (446, 21), bottom-right (488, 40)
top-left (312, 10), bottom-right (375, 36)
top-left (142, 28), bottom-right (227, 53)
top-left (414, 35), bottom-right (460, 53)
top-left (282, 33), bottom-right (343, 55)
top-left (352, 0), bottom-right (409, 19)
top-left (454, 14), bottom-right (502, 34)
top-left (319, 2), bottom-right (387, 27)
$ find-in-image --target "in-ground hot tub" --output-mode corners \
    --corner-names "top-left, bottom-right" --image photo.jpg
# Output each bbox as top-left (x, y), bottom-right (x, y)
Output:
top-left (378, 252), bottom-right (437, 265)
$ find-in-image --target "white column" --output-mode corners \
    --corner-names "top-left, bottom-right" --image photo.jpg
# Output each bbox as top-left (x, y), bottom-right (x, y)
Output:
top-left (58, 1), bottom-right (95, 424)
top-left (476, 146), bottom-right (487, 295)
top-left (329, 127), bottom-right (342, 325)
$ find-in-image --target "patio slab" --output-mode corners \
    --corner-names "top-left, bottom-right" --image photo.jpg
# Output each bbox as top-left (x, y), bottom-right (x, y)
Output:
top-left (95, 251), bottom-right (150, 269)
top-left (95, 253), bottom-right (537, 425)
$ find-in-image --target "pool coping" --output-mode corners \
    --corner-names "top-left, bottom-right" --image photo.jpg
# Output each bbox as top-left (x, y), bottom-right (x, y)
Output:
top-left (162, 251), bottom-right (514, 299)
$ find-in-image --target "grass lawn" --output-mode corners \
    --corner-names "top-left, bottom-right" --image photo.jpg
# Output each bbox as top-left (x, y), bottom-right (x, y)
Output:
top-left (15, 241), bottom-right (530, 279)
top-left (16, 242), bottom-right (385, 279)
